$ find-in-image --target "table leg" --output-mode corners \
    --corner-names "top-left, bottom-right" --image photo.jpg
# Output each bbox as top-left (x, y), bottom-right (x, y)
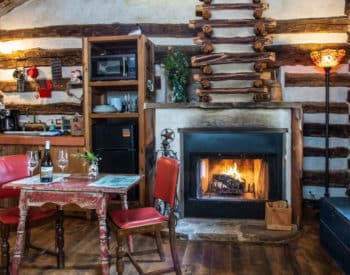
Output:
top-left (120, 194), bottom-right (134, 252)
top-left (96, 197), bottom-right (110, 275)
top-left (11, 193), bottom-right (29, 275)
top-left (56, 206), bottom-right (65, 268)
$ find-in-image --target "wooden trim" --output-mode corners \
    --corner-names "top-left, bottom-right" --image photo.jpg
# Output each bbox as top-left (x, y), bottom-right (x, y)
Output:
top-left (302, 171), bottom-right (350, 186)
top-left (0, 23), bottom-right (195, 42)
top-left (291, 108), bottom-right (303, 228)
top-left (265, 43), bottom-right (350, 66)
top-left (304, 147), bottom-right (349, 158)
top-left (285, 73), bottom-right (350, 87)
top-left (302, 103), bottom-right (349, 114)
top-left (4, 103), bottom-right (82, 115)
top-left (303, 123), bottom-right (350, 138)
top-left (273, 17), bottom-right (349, 34)
top-left (0, 135), bottom-right (85, 146)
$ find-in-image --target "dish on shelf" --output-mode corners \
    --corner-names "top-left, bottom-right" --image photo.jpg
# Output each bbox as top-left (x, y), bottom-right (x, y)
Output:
top-left (93, 105), bottom-right (117, 113)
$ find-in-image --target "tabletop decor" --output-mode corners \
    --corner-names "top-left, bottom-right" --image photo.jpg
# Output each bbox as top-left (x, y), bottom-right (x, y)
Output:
top-left (310, 48), bottom-right (345, 197)
top-left (72, 149), bottom-right (101, 178)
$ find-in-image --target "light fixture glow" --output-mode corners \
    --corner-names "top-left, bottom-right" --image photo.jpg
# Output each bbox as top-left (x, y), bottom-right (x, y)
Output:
top-left (310, 48), bottom-right (345, 68)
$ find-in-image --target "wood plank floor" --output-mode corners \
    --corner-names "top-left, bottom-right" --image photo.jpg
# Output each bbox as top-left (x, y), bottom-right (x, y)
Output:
top-left (8, 209), bottom-right (343, 275)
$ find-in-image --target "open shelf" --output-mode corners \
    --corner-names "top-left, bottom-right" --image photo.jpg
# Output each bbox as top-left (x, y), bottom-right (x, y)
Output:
top-left (90, 113), bottom-right (139, 119)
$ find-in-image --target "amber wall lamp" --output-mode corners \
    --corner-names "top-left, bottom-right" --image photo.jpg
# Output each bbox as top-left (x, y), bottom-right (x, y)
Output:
top-left (310, 48), bottom-right (346, 197)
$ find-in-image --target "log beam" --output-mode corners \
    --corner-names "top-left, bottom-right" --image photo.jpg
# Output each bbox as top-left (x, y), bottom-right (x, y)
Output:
top-left (191, 52), bottom-right (275, 67)
top-left (304, 147), bottom-right (349, 158)
top-left (302, 171), bottom-right (350, 187)
top-left (194, 36), bottom-right (271, 45)
top-left (189, 19), bottom-right (276, 30)
top-left (0, 23), bottom-right (195, 42)
top-left (265, 43), bottom-right (350, 66)
top-left (303, 123), bottom-right (350, 138)
top-left (346, 0), bottom-right (350, 16)
top-left (196, 87), bottom-right (268, 95)
top-left (0, 79), bottom-right (74, 92)
top-left (302, 103), bottom-right (349, 114)
top-left (285, 73), bottom-right (350, 87)
top-left (193, 72), bottom-right (271, 82)
top-left (4, 103), bottom-right (82, 115)
top-left (273, 17), bottom-right (349, 34)
top-left (196, 3), bottom-right (268, 13)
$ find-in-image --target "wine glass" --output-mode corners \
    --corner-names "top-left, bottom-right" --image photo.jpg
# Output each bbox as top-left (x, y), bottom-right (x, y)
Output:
top-left (57, 149), bottom-right (69, 179)
top-left (26, 151), bottom-right (39, 176)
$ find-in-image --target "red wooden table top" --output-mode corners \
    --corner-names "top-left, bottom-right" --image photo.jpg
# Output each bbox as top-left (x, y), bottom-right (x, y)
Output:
top-left (3, 173), bottom-right (143, 195)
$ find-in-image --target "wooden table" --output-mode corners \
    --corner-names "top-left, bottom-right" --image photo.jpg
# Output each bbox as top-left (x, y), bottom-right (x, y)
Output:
top-left (4, 173), bottom-right (142, 275)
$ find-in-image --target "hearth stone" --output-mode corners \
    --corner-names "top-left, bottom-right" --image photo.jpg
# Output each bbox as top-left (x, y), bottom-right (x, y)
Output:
top-left (174, 218), bottom-right (299, 243)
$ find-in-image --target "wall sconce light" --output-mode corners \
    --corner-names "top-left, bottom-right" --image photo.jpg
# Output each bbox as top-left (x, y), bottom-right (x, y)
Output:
top-left (310, 48), bottom-right (345, 197)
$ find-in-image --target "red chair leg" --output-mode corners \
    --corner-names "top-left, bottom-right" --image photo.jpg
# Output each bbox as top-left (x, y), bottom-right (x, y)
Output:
top-left (168, 215), bottom-right (182, 275)
top-left (0, 224), bottom-right (10, 275)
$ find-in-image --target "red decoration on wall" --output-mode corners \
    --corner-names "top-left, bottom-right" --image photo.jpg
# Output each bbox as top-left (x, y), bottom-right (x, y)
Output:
top-left (27, 66), bottom-right (39, 79)
top-left (38, 80), bottom-right (53, 98)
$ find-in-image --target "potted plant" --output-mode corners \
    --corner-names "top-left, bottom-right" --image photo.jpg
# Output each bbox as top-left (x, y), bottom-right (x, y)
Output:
top-left (72, 149), bottom-right (101, 178)
top-left (162, 48), bottom-right (190, 103)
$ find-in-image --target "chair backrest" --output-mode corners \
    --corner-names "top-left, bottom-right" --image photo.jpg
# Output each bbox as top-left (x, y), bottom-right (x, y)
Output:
top-left (0, 154), bottom-right (29, 198)
top-left (153, 157), bottom-right (179, 208)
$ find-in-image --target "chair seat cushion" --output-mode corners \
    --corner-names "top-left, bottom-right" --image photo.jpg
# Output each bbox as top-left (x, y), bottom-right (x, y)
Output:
top-left (109, 207), bottom-right (168, 229)
top-left (0, 207), bottom-right (56, 225)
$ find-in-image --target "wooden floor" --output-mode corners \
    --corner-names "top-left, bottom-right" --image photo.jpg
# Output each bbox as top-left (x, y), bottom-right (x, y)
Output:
top-left (8, 209), bottom-right (343, 275)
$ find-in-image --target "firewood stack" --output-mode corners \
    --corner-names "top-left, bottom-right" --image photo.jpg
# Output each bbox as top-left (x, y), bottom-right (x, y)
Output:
top-left (189, 0), bottom-right (276, 102)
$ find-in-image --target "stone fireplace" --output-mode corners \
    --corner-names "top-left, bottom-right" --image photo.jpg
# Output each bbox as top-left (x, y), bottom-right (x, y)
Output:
top-left (151, 102), bottom-right (303, 224)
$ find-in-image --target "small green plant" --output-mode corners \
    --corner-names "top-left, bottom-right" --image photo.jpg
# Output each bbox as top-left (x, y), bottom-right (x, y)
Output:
top-left (72, 149), bottom-right (101, 166)
top-left (162, 48), bottom-right (190, 103)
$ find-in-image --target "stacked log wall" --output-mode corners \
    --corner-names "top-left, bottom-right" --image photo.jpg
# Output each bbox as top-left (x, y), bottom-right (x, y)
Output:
top-left (0, 0), bottom-right (348, 199)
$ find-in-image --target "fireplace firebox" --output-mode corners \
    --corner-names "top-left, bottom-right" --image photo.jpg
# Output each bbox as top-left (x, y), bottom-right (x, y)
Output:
top-left (181, 128), bottom-right (285, 219)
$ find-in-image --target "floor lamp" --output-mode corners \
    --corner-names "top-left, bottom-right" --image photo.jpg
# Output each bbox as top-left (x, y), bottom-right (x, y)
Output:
top-left (310, 49), bottom-right (345, 197)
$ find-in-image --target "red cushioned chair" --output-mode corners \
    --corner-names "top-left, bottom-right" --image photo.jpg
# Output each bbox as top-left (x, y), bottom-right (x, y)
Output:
top-left (0, 154), bottom-right (57, 275)
top-left (109, 156), bottom-right (182, 275)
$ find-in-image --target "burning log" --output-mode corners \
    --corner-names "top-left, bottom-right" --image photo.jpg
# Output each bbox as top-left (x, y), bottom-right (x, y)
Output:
top-left (211, 174), bottom-right (245, 195)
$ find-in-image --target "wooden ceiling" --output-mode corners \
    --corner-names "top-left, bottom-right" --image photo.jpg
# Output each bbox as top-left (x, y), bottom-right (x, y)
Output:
top-left (0, 0), bottom-right (29, 17)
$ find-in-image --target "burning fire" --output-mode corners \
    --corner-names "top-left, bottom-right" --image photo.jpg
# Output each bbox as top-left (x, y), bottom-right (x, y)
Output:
top-left (223, 162), bottom-right (242, 182)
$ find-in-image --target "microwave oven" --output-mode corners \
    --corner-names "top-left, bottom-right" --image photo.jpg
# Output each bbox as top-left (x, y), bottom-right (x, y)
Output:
top-left (91, 53), bottom-right (137, 81)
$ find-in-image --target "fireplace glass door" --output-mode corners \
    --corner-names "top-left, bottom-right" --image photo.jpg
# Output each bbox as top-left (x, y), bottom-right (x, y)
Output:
top-left (199, 157), bottom-right (269, 201)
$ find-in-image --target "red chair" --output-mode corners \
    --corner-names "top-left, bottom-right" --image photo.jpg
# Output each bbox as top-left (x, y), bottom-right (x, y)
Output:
top-left (109, 157), bottom-right (182, 275)
top-left (0, 154), bottom-right (57, 275)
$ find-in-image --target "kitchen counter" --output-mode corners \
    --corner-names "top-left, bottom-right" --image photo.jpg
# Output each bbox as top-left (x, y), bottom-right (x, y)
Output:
top-left (0, 134), bottom-right (85, 146)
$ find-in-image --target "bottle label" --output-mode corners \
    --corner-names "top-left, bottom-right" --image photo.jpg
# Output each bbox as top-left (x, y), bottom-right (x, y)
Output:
top-left (40, 166), bottom-right (53, 182)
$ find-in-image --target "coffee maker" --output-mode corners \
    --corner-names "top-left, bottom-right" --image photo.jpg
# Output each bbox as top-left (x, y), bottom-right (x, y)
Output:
top-left (0, 109), bottom-right (19, 131)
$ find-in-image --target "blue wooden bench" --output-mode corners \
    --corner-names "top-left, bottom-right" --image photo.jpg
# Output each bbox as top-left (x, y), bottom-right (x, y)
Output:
top-left (320, 197), bottom-right (350, 274)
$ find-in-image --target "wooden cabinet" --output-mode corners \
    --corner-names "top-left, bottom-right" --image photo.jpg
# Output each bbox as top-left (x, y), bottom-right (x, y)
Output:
top-left (82, 35), bottom-right (156, 206)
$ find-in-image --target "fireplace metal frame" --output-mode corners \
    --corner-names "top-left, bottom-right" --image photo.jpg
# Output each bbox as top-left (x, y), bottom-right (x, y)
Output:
top-left (179, 127), bottom-right (287, 219)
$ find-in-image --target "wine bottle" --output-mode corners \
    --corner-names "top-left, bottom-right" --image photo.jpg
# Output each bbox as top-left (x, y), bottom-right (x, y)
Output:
top-left (40, 140), bottom-right (53, 183)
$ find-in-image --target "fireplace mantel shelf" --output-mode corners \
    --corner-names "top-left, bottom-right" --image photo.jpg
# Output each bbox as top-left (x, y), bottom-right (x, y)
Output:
top-left (145, 102), bottom-right (302, 109)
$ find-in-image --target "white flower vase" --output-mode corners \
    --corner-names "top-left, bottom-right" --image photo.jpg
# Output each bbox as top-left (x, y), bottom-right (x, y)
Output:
top-left (88, 161), bottom-right (99, 179)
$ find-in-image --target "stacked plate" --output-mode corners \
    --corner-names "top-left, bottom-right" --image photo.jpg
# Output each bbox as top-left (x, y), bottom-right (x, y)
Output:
top-left (93, 105), bottom-right (117, 113)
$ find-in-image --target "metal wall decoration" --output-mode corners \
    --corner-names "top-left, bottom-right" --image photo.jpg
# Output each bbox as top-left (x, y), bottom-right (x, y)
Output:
top-left (156, 128), bottom-right (180, 223)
